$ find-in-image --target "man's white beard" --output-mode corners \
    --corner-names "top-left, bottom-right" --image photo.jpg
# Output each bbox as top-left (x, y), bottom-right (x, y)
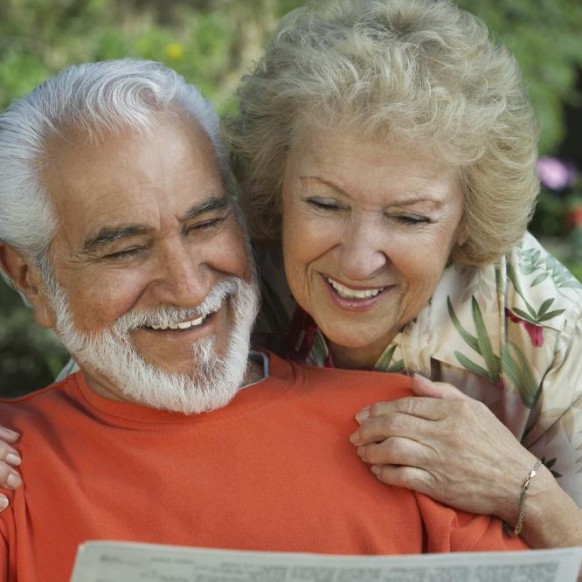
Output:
top-left (45, 274), bottom-right (260, 414)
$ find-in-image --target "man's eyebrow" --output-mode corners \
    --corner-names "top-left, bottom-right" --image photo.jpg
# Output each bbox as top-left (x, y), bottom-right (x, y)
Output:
top-left (180, 196), bottom-right (230, 222)
top-left (82, 225), bottom-right (151, 253)
top-left (81, 196), bottom-right (230, 253)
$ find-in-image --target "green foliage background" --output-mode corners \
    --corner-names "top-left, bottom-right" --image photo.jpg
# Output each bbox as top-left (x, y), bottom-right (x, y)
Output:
top-left (1, 0), bottom-right (582, 395)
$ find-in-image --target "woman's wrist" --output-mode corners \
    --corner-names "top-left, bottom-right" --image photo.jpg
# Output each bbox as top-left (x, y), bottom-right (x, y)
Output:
top-left (503, 458), bottom-right (543, 537)
top-left (492, 451), bottom-right (542, 527)
top-left (514, 464), bottom-right (582, 548)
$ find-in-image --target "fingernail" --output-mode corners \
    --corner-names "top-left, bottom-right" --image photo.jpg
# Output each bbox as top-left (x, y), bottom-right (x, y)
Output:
top-left (6, 452), bottom-right (21, 466)
top-left (0, 428), bottom-right (20, 442)
top-left (413, 373), bottom-right (430, 383)
top-left (371, 466), bottom-right (381, 476)
top-left (0, 495), bottom-right (8, 511)
top-left (6, 472), bottom-right (21, 490)
top-left (355, 408), bottom-right (370, 423)
top-left (357, 446), bottom-right (365, 458)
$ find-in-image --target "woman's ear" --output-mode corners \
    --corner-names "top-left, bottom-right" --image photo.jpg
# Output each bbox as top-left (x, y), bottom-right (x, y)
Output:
top-left (0, 243), bottom-right (56, 329)
top-left (455, 221), bottom-right (469, 247)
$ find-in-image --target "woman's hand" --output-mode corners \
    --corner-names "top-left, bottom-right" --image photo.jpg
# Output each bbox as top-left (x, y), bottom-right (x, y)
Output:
top-left (350, 375), bottom-right (537, 523)
top-left (0, 426), bottom-right (22, 511)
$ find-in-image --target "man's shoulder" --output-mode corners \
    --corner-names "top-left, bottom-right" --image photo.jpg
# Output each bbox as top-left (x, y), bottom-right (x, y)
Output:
top-left (266, 351), bottom-right (413, 399)
top-left (0, 375), bottom-right (78, 419)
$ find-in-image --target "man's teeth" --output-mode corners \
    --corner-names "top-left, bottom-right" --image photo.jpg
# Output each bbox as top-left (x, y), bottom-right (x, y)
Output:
top-left (326, 277), bottom-right (384, 300)
top-left (149, 315), bottom-right (205, 331)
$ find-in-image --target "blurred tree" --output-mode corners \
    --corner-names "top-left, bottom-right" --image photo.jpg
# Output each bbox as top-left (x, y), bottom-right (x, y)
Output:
top-left (0, 0), bottom-right (581, 395)
top-left (456, 0), bottom-right (582, 155)
top-left (0, 280), bottom-right (67, 397)
top-left (0, 0), bottom-right (297, 114)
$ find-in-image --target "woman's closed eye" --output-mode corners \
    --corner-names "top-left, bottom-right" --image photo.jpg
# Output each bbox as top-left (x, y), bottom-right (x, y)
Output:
top-left (305, 197), bottom-right (345, 212)
top-left (392, 214), bottom-right (430, 226)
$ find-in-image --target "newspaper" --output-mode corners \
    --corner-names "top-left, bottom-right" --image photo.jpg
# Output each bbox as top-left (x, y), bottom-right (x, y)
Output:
top-left (70, 541), bottom-right (582, 582)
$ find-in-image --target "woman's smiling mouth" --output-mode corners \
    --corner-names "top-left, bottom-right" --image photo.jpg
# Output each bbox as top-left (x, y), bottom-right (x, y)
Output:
top-left (323, 274), bottom-right (386, 300)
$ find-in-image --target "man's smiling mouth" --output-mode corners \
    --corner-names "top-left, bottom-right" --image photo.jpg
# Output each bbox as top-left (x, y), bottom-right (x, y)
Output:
top-left (148, 315), bottom-right (207, 331)
top-left (133, 283), bottom-right (237, 334)
top-left (142, 304), bottom-right (224, 332)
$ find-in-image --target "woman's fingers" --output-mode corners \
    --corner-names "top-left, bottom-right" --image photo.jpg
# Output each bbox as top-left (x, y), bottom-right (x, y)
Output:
top-left (0, 427), bottom-right (20, 444)
top-left (0, 437), bottom-right (22, 510)
top-left (368, 464), bottom-right (437, 496)
top-left (410, 374), bottom-right (470, 400)
top-left (356, 434), bottom-right (436, 467)
top-left (350, 391), bottom-right (537, 518)
top-left (355, 376), bottom-right (470, 423)
top-left (352, 396), bottom-right (465, 445)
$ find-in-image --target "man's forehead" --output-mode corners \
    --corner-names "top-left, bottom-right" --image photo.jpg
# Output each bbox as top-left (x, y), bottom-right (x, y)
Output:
top-left (41, 113), bottom-right (227, 247)
top-left (43, 111), bottom-right (218, 179)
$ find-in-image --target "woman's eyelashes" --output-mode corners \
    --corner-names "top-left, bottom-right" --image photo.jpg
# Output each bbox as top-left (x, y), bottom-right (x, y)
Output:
top-left (305, 196), bottom-right (431, 226)
top-left (305, 196), bottom-right (344, 211)
top-left (392, 214), bottom-right (431, 226)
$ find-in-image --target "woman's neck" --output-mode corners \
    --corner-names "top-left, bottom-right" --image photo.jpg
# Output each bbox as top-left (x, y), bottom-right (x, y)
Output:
top-left (327, 341), bottom-right (386, 370)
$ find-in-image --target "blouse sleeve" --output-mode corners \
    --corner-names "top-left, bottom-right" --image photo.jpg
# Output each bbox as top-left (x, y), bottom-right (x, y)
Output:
top-left (523, 301), bottom-right (582, 506)
top-left (494, 234), bottom-right (582, 506)
top-left (429, 233), bottom-right (582, 507)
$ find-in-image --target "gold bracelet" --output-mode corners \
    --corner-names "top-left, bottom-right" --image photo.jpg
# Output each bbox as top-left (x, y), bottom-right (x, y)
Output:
top-left (504, 458), bottom-right (543, 537)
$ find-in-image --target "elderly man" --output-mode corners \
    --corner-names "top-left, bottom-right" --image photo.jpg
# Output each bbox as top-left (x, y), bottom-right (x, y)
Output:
top-left (0, 59), bottom-right (525, 581)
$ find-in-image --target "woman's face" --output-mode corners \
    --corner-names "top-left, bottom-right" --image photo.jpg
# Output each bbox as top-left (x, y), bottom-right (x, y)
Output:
top-left (281, 128), bottom-right (466, 368)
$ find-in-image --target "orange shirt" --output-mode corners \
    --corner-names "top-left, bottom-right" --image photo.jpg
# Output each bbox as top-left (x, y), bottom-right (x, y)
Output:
top-left (0, 353), bottom-right (526, 581)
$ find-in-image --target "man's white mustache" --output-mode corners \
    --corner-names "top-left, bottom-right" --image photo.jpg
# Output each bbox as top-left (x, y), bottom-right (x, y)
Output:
top-left (112, 277), bottom-right (239, 334)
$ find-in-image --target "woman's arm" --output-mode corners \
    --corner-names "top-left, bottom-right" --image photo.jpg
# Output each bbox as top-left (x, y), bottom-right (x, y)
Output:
top-left (350, 374), bottom-right (582, 548)
top-left (0, 427), bottom-right (21, 510)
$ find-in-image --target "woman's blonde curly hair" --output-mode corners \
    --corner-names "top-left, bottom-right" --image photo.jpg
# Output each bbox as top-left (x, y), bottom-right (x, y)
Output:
top-left (226, 0), bottom-right (540, 266)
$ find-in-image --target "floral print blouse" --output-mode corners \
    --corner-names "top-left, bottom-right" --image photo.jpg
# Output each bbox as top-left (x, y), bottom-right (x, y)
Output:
top-left (254, 232), bottom-right (582, 506)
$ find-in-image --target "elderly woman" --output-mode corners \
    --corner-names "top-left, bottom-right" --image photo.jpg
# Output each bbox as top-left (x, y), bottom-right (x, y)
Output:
top-left (226, 0), bottom-right (582, 548)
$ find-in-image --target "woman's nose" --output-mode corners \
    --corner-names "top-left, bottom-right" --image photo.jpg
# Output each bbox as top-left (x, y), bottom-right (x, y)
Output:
top-left (336, 219), bottom-right (388, 280)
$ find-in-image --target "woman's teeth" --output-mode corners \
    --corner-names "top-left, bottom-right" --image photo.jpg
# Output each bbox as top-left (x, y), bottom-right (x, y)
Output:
top-left (326, 277), bottom-right (384, 300)
top-left (149, 316), bottom-right (205, 331)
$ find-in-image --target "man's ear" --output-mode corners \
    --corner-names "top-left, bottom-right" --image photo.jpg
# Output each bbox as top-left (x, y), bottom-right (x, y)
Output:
top-left (0, 243), bottom-right (56, 329)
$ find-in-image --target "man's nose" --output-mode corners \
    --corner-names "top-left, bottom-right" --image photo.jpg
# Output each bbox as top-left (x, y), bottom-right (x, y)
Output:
top-left (335, 218), bottom-right (388, 280)
top-left (150, 242), bottom-right (210, 307)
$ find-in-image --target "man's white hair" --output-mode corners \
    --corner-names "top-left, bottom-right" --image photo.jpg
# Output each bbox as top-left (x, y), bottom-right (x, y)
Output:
top-left (0, 58), bottom-right (228, 277)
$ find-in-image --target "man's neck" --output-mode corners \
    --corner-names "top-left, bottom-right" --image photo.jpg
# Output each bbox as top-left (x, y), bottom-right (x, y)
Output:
top-left (242, 352), bottom-right (267, 387)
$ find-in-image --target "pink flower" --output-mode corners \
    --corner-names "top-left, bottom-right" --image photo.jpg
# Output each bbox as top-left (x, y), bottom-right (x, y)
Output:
top-left (536, 157), bottom-right (576, 191)
top-left (505, 308), bottom-right (544, 347)
top-left (524, 323), bottom-right (544, 347)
